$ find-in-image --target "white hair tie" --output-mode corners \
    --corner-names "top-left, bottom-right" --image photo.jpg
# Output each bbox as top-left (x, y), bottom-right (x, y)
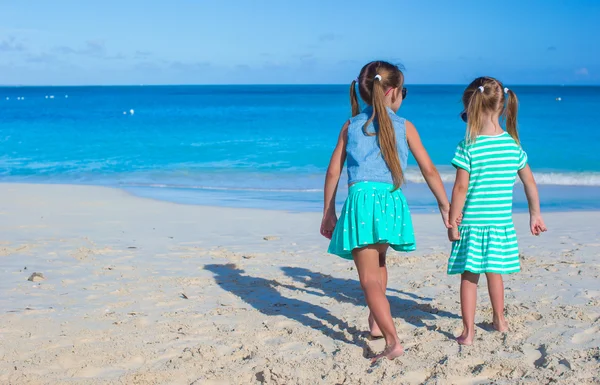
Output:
top-left (374, 75), bottom-right (382, 81)
top-left (478, 86), bottom-right (484, 93)
top-left (504, 87), bottom-right (509, 94)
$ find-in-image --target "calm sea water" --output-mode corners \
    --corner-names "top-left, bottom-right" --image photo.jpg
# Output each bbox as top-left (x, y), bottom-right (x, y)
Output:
top-left (2, 85), bottom-right (599, 212)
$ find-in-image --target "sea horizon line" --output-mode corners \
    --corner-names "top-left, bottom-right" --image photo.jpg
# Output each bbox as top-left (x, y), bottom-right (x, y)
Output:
top-left (1, 83), bottom-right (599, 88)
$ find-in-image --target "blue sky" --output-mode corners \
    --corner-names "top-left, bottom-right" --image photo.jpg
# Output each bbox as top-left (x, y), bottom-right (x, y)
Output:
top-left (0, 0), bottom-right (598, 85)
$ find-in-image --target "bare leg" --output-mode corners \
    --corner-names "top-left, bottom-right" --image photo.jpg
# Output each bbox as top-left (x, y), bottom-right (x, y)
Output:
top-left (354, 245), bottom-right (403, 362)
top-left (486, 273), bottom-right (508, 332)
top-left (457, 271), bottom-right (480, 345)
top-left (368, 248), bottom-right (388, 338)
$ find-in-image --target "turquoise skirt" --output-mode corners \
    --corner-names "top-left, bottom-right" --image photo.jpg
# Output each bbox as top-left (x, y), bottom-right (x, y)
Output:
top-left (328, 181), bottom-right (416, 259)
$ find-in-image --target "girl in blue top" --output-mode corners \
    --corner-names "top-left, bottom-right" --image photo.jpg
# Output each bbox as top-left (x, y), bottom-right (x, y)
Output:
top-left (320, 61), bottom-right (451, 362)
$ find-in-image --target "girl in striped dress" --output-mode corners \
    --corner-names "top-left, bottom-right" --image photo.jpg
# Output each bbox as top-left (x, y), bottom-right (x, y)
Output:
top-left (447, 77), bottom-right (547, 345)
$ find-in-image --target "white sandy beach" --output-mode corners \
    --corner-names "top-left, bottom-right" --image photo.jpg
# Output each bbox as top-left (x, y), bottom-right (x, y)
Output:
top-left (0, 183), bottom-right (598, 384)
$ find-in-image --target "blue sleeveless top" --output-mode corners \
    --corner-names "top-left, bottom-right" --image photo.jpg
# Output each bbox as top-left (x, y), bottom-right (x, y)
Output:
top-left (346, 106), bottom-right (409, 186)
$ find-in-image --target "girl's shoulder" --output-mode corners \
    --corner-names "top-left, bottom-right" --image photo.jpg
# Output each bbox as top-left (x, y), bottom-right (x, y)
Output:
top-left (455, 138), bottom-right (470, 151)
top-left (473, 132), bottom-right (521, 148)
top-left (386, 108), bottom-right (406, 125)
top-left (462, 132), bottom-right (519, 148)
top-left (349, 110), bottom-right (406, 126)
top-left (390, 113), bottom-right (406, 125)
top-left (349, 112), bottom-right (369, 125)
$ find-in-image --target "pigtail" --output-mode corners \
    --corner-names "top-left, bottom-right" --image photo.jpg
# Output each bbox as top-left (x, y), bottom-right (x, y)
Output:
top-left (505, 89), bottom-right (520, 144)
top-left (466, 88), bottom-right (484, 144)
top-left (350, 80), bottom-right (360, 117)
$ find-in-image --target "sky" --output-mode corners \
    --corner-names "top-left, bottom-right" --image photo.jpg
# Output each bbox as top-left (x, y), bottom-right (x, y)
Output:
top-left (0, 0), bottom-right (599, 85)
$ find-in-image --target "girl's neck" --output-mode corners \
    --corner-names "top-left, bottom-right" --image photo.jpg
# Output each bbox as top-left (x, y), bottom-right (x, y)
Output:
top-left (480, 115), bottom-right (503, 136)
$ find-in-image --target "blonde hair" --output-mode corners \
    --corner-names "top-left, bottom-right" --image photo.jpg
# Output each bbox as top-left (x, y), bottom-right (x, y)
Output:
top-left (462, 77), bottom-right (519, 144)
top-left (350, 61), bottom-right (405, 189)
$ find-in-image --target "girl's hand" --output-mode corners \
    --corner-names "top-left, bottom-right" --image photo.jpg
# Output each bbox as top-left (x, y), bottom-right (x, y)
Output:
top-left (320, 211), bottom-right (338, 240)
top-left (530, 214), bottom-right (547, 236)
top-left (448, 226), bottom-right (460, 242)
top-left (439, 203), bottom-right (451, 228)
top-left (456, 212), bottom-right (463, 226)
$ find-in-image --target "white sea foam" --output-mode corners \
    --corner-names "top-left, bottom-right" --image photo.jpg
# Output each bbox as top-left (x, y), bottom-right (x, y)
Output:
top-left (124, 170), bottom-right (600, 195)
top-left (127, 183), bottom-right (322, 193)
top-left (404, 170), bottom-right (600, 186)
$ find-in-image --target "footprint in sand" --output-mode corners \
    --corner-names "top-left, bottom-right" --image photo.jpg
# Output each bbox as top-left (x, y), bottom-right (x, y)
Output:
top-left (582, 290), bottom-right (600, 299)
top-left (71, 247), bottom-right (98, 261)
top-left (522, 344), bottom-right (547, 368)
top-left (572, 326), bottom-right (600, 344)
top-left (400, 371), bottom-right (429, 384)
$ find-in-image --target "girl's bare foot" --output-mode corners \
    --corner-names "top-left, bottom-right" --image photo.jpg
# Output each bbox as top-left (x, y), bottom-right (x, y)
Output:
top-left (371, 342), bottom-right (404, 363)
top-left (456, 329), bottom-right (475, 345)
top-left (368, 313), bottom-right (383, 338)
top-left (492, 315), bottom-right (509, 332)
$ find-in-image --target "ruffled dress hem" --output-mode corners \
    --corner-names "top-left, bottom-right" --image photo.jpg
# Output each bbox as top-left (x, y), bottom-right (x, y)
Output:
top-left (447, 225), bottom-right (520, 275)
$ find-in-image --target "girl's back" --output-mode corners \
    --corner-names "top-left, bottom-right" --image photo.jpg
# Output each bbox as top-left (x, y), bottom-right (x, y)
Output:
top-left (453, 132), bottom-right (527, 227)
top-left (321, 60), bottom-right (451, 361)
top-left (346, 106), bottom-right (409, 186)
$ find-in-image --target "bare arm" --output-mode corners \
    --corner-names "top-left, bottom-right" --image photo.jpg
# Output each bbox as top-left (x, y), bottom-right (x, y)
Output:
top-left (518, 165), bottom-right (540, 215)
top-left (406, 121), bottom-right (450, 227)
top-left (320, 122), bottom-right (348, 239)
top-left (449, 168), bottom-right (470, 225)
top-left (518, 165), bottom-right (547, 235)
top-left (323, 122), bottom-right (348, 214)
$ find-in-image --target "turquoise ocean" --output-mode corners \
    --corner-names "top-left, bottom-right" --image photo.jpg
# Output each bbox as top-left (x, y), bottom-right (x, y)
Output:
top-left (2, 85), bottom-right (599, 212)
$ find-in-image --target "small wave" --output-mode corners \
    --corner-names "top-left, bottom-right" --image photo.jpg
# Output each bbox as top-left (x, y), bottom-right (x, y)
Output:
top-left (529, 172), bottom-right (600, 186)
top-left (125, 182), bottom-right (322, 193)
top-left (404, 170), bottom-right (600, 186)
top-left (189, 139), bottom-right (258, 147)
top-left (124, 171), bottom-right (600, 193)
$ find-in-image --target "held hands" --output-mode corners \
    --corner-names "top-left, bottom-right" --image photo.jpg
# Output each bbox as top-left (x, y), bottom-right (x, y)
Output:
top-left (439, 203), bottom-right (463, 229)
top-left (448, 227), bottom-right (460, 242)
top-left (320, 210), bottom-right (338, 240)
top-left (446, 205), bottom-right (463, 242)
top-left (439, 203), bottom-right (451, 229)
top-left (530, 213), bottom-right (547, 236)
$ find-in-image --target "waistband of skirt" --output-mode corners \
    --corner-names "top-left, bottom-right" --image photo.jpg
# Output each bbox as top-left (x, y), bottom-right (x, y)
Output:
top-left (348, 181), bottom-right (399, 194)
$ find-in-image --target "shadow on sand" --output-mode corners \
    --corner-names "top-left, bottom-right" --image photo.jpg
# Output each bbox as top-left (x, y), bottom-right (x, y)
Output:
top-left (205, 264), bottom-right (459, 347)
top-left (280, 266), bottom-right (459, 339)
top-left (204, 263), bottom-right (362, 346)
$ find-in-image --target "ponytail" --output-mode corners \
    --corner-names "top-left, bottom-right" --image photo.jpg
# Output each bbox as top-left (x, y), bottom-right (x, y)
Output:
top-left (364, 76), bottom-right (403, 190)
top-left (466, 88), bottom-right (484, 143)
top-left (505, 89), bottom-right (520, 144)
top-left (350, 80), bottom-right (360, 117)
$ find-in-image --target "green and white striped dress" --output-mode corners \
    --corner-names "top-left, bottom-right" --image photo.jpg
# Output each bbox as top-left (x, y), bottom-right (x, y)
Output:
top-left (448, 132), bottom-right (527, 275)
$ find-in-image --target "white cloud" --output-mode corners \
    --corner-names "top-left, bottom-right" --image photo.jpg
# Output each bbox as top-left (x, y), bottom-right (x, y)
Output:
top-left (318, 33), bottom-right (337, 42)
top-left (0, 36), bottom-right (26, 52)
top-left (53, 40), bottom-right (106, 56)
